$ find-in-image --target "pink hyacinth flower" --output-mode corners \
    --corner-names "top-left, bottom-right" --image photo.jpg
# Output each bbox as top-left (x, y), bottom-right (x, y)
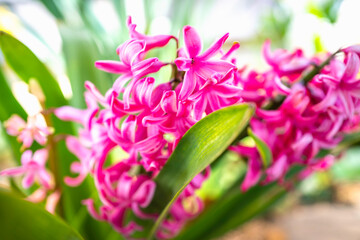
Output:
top-left (312, 52), bottom-right (360, 119)
top-left (0, 149), bottom-right (53, 189)
top-left (174, 26), bottom-right (235, 99)
top-left (83, 172), bottom-right (156, 236)
top-left (4, 114), bottom-right (53, 149)
top-left (189, 69), bottom-right (242, 120)
top-left (263, 40), bottom-right (311, 80)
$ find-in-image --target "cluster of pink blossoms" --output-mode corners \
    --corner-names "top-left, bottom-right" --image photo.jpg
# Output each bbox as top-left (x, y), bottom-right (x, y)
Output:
top-left (54, 17), bottom-right (360, 238)
top-left (2, 15), bottom-right (360, 239)
top-left (1, 113), bottom-right (60, 213)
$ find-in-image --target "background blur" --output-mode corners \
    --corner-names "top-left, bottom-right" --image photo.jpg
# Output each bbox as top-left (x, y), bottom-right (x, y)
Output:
top-left (1, 0), bottom-right (360, 239)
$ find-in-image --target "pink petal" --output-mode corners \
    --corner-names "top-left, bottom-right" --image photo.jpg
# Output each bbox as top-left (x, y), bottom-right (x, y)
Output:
top-left (21, 150), bottom-right (33, 165)
top-left (38, 169), bottom-right (52, 189)
top-left (26, 188), bottom-right (47, 203)
top-left (119, 39), bottom-right (145, 65)
top-left (183, 26), bottom-right (202, 58)
top-left (82, 199), bottom-right (104, 221)
top-left (266, 155), bottom-right (288, 181)
top-left (33, 149), bottom-right (48, 166)
top-left (45, 190), bottom-right (61, 214)
top-left (179, 69), bottom-right (198, 100)
top-left (198, 33), bottom-right (229, 60)
top-left (262, 39), bottom-right (275, 66)
top-left (160, 91), bottom-right (178, 113)
top-left (343, 44), bottom-right (360, 54)
top-left (196, 60), bottom-right (235, 80)
top-left (54, 106), bottom-right (85, 123)
top-left (174, 57), bottom-right (192, 71)
top-left (193, 96), bottom-right (207, 120)
top-left (4, 115), bottom-right (26, 136)
top-left (221, 42), bottom-right (240, 60)
top-left (241, 157), bottom-right (262, 192)
top-left (132, 179), bottom-right (156, 207)
top-left (22, 172), bottom-right (35, 189)
top-left (0, 167), bottom-right (26, 176)
top-left (342, 52), bottom-right (360, 82)
top-left (95, 60), bottom-right (129, 74)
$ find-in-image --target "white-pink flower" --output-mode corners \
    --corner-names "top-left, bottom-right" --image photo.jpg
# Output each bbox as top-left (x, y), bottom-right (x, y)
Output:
top-left (4, 114), bottom-right (53, 149)
top-left (0, 149), bottom-right (53, 189)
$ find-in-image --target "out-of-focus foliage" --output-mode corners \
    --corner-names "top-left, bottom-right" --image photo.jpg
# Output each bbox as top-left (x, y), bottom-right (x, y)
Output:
top-left (307, 0), bottom-right (343, 23)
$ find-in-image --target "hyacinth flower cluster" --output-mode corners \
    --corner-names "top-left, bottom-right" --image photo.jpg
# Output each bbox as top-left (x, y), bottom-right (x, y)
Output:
top-left (0, 113), bottom-right (60, 214)
top-left (2, 15), bottom-right (360, 239)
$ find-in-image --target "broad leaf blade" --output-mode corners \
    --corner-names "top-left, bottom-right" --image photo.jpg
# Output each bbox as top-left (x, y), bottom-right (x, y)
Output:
top-left (247, 128), bottom-right (273, 168)
top-left (146, 104), bottom-right (254, 239)
top-left (0, 189), bottom-right (83, 240)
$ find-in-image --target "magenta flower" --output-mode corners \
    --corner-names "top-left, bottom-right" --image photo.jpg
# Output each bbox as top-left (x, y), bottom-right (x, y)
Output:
top-left (174, 26), bottom-right (235, 99)
top-left (4, 114), bottom-right (53, 149)
top-left (238, 70), bottom-right (291, 106)
top-left (312, 52), bottom-right (360, 119)
top-left (189, 69), bottom-right (242, 120)
top-left (263, 40), bottom-right (311, 80)
top-left (83, 171), bottom-right (156, 236)
top-left (143, 90), bottom-right (197, 138)
top-left (95, 39), bottom-right (166, 108)
top-left (0, 149), bottom-right (52, 189)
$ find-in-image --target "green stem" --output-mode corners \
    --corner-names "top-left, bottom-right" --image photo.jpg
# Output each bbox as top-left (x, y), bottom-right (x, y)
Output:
top-left (302, 49), bottom-right (341, 84)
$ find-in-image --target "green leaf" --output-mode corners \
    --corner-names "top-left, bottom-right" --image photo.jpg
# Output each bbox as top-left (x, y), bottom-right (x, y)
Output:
top-left (247, 128), bottom-right (273, 168)
top-left (0, 189), bottom-right (83, 240)
top-left (145, 104), bottom-right (254, 239)
top-left (38, 0), bottom-right (65, 21)
top-left (0, 31), bottom-right (67, 108)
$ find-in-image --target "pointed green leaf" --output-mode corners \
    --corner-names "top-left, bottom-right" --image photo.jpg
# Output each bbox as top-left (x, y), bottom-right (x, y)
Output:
top-left (247, 128), bottom-right (273, 168)
top-left (0, 189), bottom-right (83, 240)
top-left (145, 104), bottom-right (254, 239)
